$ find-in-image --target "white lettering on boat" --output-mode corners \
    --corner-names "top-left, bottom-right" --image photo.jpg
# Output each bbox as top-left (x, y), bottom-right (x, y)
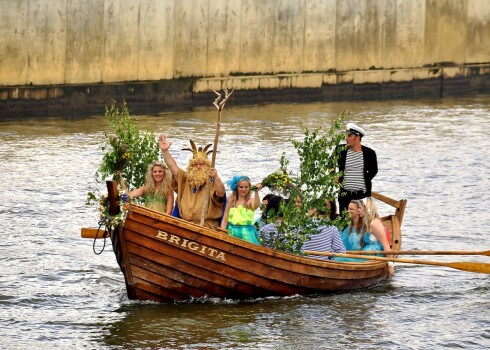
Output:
top-left (156, 230), bottom-right (226, 261)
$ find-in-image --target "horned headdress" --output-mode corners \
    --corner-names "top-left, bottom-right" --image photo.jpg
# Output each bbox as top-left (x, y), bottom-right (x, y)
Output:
top-left (182, 140), bottom-right (213, 160)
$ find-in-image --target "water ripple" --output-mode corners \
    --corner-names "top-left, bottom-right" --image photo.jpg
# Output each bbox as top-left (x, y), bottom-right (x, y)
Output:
top-left (1, 96), bottom-right (489, 349)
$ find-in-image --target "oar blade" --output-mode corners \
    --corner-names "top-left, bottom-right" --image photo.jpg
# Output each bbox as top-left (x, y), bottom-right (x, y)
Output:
top-left (304, 250), bottom-right (490, 274)
top-left (448, 261), bottom-right (490, 274)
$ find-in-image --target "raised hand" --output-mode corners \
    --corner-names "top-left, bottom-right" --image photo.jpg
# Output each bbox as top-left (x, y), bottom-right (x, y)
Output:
top-left (158, 134), bottom-right (171, 152)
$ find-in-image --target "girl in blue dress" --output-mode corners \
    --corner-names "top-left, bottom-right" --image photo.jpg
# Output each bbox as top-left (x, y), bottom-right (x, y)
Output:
top-left (336, 199), bottom-right (364, 262)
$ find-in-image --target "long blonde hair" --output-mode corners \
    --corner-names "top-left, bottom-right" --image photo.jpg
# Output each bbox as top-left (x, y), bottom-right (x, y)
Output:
top-left (145, 161), bottom-right (171, 197)
top-left (359, 197), bottom-right (380, 247)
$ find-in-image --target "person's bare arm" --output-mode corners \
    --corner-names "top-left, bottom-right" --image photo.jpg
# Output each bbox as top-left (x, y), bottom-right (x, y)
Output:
top-left (115, 172), bottom-right (145, 198)
top-left (371, 218), bottom-right (395, 277)
top-left (115, 171), bottom-right (127, 190)
top-left (159, 135), bottom-right (178, 180)
top-left (128, 186), bottom-right (146, 199)
top-left (220, 197), bottom-right (231, 230)
top-left (209, 168), bottom-right (225, 197)
top-left (248, 183), bottom-right (262, 210)
top-left (165, 186), bottom-right (174, 215)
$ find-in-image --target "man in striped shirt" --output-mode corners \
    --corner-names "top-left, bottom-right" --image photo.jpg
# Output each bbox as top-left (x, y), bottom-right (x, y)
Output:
top-left (302, 224), bottom-right (346, 260)
top-left (337, 123), bottom-right (378, 214)
top-left (259, 221), bottom-right (346, 260)
top-left (259, 197), bottom-right (346, 260)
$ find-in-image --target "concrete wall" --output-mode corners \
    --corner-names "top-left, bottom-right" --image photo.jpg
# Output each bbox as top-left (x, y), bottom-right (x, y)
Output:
top-left (0, 0), bottom-right (489, 116)
top-left (1, 0), bottom-right (489, 86)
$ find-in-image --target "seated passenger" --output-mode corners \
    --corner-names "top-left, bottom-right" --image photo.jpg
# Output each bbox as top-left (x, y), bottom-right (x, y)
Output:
top-left (336, 199), bottom-right (365, 262)
top-left (258, 195), bottom-right (286, 248)
top-left (359, 197), bottom-right (391, 253)
top-left (359, 197), bottom-right (394, 277)
top-left (336, 198), bottom-right (394, 273)
top-left (259, 196), bottom-right (346, 260)
top-left (303, 199), bottom-right (346, 260)
top-left (254, 193), bottom-right (274, 230)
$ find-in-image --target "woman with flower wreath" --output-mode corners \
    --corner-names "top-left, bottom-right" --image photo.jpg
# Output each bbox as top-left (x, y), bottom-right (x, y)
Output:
top-left (220, 176), bottom-right (262, 244)
top-left (117, 161), bottom-right (174, 215)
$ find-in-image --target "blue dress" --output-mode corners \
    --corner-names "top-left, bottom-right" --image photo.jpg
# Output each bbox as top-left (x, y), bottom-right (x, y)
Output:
top-left (336, 226), bottom-right (364, 262)
top-left (337, 227), bottom-right (384, 262)
top-left (361, 232), bottom-right (384, 252)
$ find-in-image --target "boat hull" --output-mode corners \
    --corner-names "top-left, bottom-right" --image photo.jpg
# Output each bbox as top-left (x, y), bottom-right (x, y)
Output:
top-left (110, 202), bottom-right (402, 303)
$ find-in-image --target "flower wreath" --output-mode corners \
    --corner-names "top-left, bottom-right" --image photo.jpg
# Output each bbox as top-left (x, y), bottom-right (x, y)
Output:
top-left (98, 190), bottom-right (132, 230)
top-left (261, 171), bottom-right (293, 191)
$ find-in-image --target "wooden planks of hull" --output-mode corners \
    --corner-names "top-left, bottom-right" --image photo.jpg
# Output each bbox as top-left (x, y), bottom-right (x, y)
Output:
top-left (105, 188), bottom-right (406, 303)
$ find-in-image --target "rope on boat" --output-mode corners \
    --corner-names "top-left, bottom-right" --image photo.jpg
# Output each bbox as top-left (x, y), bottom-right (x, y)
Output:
top-left (92, 220), bottom-right (109, 255)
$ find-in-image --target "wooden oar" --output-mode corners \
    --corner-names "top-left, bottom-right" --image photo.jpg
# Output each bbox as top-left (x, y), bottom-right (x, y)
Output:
top-left (347, 250), bottom-right (490, 257)
top-left (200, 88), bottom-right (235, 226)
top-left (304, 250), bottom-right (490, 274)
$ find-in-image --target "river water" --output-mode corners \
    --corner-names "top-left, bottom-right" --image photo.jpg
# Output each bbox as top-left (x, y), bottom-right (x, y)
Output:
top-left (1, 95), bottom-right (489, 349)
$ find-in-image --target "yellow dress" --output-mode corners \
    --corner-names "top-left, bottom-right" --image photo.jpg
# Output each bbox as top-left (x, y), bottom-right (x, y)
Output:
top-left (227, 205), bottom-right (260, 244)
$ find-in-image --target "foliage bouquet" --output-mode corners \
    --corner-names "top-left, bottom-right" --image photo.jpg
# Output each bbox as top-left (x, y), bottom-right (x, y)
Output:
top-left (261, 170), bottom-right (294, 192)
top-left (259, 112), bottom-right (349, 254)
top-left (97, 101), bottom-right (159, 189)
top-left (87, 101), bottom-right (160, 227)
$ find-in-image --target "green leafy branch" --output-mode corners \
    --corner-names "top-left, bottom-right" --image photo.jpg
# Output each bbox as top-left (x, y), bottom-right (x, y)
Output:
top-left (260, 112), bottom-right (349, 254)
top-left (86, 100), bottom-right (159, 206)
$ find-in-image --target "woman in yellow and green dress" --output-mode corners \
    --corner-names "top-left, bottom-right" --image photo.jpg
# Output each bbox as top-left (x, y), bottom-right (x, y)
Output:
top-left (220, 175), bottom-right (262, 244)
top-left (117, 161), bottom-right (174, 215)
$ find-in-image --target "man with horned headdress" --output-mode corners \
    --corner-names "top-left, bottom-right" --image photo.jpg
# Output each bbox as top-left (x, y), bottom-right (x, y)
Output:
top-left (158, 134), bottom-right (226, 229)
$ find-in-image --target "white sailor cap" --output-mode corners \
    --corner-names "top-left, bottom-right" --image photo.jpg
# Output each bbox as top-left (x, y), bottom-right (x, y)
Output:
top-left (346, 123), bottom-right (366, 137)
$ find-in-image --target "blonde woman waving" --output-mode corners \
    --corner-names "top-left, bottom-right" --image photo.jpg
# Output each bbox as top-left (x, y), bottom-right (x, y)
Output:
top-left (117, 161), bottom-right (174, 215)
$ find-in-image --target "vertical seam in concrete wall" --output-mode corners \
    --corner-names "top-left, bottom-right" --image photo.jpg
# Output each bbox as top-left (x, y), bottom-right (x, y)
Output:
top-left (205, 0), bottom-right (210, 77)
top-left (64, 0), bottom-right (69, 85)
top-left (464, 0), bottom-right (469, 63)
top-left (172, 0), bottom-right (177, 79)
top-left (238, 0), bottom-right (243, 74)
top-left (136, 0), bottom-right (141, 80)
top-left (271, 0), bottom-right (276, 73)
top-left (379, 0), bottom-right (384, 69)
top-left (302, 0), bottom-right (306, 72)
top-left (100, 0), bottom-right (106, 83)
top-left (333, 0), bottom-right (338, 70)
top-left (26, 0), bottom-right (30, 85)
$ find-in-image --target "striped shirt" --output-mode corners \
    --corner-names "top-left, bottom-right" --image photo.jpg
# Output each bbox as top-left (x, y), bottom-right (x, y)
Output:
top-left (302, 225), bottom-right (346, 260)
top-left (344, 149), bottom-right (366, 191)
top-left (259, 223), bottom-right (346, 260)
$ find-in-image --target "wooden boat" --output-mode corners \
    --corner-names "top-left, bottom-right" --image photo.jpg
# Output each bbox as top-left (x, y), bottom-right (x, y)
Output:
top-left (84, 182), bottom-right (407, 303)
